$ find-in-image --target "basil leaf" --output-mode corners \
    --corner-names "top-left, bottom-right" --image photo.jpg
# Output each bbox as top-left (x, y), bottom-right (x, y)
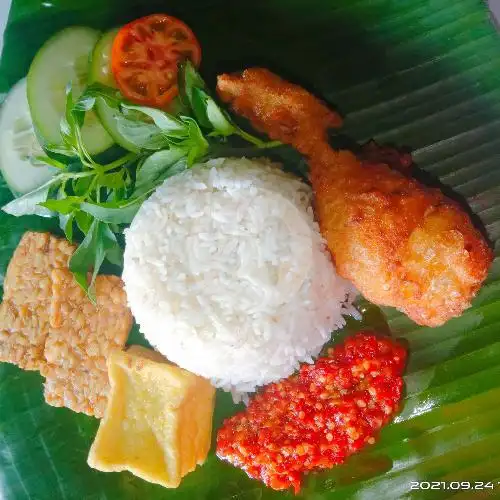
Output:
top-left (69, 218), bottom-right (104, 300)
top-left (108, 223), bottom-right (122, 235)
top-left (74, 210), bottom-right (93, 234)
top-left (179, 60), bottom-right (207, 103)
top-left (183, 60), bottom-right (207, 90)
top-left (179, 62), bottom-right (213, 127)
top-left (40, 196), bottom-right (82, 214)
top-left (206, 98), bottom-right (237, 136)
top-left (2, 176), bottom-right (62, 217)
top-left (59, 211), bottom-right (75, 243)
top-left (81, 83), bottom-right (123, 109)
top-left (122, 104), bottom-right (185, 133)
top-left (45, 143), bottom-right (76, 158)
top-left (179, 62), bottom-right (233, 132)
top-left (60, 83), bottom-right (97, 166)
top-left (183, 117), bottom-right (209, 166)
top-left (116, 116), bottom-right (169, 150)
top-left (79, 199), bottom-right (141, 224)
top-left (73, 176), bottom-right (93, 196)
top-left (179, 62), bottom-right (280, 148)
top-left (35, 155), bottom-right (68, 170)
top-left (60, 92), bottom-right (74, 144)
top-left (99, 171), bottom-right (126, 190)
top-left (155, 158), bottom-right (189, 185)
top-left (66, 85), bottom-right (86, 129)
top-left (135, 147), bottom-right (186, 194)
top-left (61, 85), bottom-right (78, 143)
top-left (101, 224), bottom-right (123, 267)
top-left (190, 87), bottom-right (212, 128)
top-left (60, 117), bottom-right (75, 149)
top-left (165, 96), bottom-right (190, 117)
top-left (69, 220), bottom-right (123, 300)
top-left (65, 162), bottom-right (85, 173)
top-left (123, 167), bottom-right (133, 188)
top-left (73, 94), bottom-right (96, 114)
top-left (108, 186), bottom-right (127, 203)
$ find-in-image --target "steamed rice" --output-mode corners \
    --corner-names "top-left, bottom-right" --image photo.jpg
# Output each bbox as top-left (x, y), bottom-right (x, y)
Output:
top-left (123, 157), bottom-right (356, 394)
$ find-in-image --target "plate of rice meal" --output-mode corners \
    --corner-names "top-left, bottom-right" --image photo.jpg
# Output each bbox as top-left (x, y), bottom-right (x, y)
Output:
top-left (1, 1), bottom-right (500, 499)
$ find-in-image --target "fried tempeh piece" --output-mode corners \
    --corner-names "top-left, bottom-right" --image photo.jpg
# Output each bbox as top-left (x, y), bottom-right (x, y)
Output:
top-left (0, 232), bottom-right (133, 417)
top-left (217, 69), bottom-right (493, 326)
top-left (42, 268), bottom-right (132, 418)
top-left (0, 232), bottom-right (75, 370)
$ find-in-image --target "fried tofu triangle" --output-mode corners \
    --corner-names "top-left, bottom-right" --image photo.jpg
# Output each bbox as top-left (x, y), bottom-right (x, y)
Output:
top-left (88, 346), bottom-right (215, 488)
top-left (217, 69), bottom-right (493, 326)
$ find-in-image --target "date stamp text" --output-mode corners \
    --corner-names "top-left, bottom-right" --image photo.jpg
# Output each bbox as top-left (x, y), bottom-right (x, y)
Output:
top-left (410, 481), bottom-right (499, 491)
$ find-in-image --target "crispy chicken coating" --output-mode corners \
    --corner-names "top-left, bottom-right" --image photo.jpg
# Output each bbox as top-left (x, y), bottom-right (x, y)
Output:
top-left (217, 68), bottom-right (342, 155)
top-left (217, 69), bottom-right (493, 326)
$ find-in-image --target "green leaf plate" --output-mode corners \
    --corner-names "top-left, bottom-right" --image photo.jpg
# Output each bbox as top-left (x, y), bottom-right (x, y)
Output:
top-left (1, 1), bottom-right (500, 499)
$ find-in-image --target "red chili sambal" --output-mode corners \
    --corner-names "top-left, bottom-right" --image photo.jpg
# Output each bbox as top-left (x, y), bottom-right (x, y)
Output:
top-left (216, 332), bottom-right (407, 493)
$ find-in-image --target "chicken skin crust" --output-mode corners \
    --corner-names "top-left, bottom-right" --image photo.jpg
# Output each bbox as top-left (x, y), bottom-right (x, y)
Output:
top-left (217, 69), bottom-right (493, 326)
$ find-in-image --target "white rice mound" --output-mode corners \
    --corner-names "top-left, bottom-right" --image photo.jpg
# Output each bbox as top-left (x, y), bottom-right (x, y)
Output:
top-left (123, 157), bottom-right (357, 394)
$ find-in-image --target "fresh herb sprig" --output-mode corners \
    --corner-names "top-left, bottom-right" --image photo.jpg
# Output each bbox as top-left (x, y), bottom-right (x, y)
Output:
top-left (2, 62), bottom-right (280, 299)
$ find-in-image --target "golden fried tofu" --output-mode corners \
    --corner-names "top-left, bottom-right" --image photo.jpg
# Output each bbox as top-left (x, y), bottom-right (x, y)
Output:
top-left (41, 268), bottom-right (132, 418)
top-left (0, 232), bottom-right (75, 369)
top-left (87, 346), bottom-right (216, 488)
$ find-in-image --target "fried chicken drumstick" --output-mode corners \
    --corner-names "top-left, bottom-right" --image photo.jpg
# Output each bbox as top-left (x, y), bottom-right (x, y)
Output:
top-left (217, 69), bottom-right (493, 326)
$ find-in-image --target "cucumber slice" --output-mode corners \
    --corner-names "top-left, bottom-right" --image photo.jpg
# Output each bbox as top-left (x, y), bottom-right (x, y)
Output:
top-left (89, 28), bottom-right (140, 153)
top-left (27, 27), bottom-right (114, 156)
top-left (89, 28), bottom-right (118, 88)
top-left (0, 78), bottom-right (56, 196)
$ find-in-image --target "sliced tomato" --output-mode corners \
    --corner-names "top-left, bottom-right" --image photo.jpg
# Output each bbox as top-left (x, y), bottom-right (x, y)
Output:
top-left (111, 14), bottom-right (201, 107)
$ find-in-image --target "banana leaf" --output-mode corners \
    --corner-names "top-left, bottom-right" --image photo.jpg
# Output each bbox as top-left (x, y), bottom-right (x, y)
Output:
top-left (1, 0), bottom-right (500, 499)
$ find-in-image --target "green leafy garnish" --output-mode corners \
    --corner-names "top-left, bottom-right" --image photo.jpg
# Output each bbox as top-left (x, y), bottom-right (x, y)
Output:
top-left (2, 176), bottom-right (61, 217)
top-left (1, 62), bottom-right (281, 298)
top-left (59, 211), bottom-right (75, 242)
top-left (79, 199), bottom-right (143, 225)
top-left (69, 219), bottom-right (123, 301)
top-left (134, 147), bottom-right (186, 196)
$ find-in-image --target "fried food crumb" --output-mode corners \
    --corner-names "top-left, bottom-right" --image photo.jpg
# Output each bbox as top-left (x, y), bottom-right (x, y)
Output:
top-left (0, 232), bottom-right (75, 370)
top-left (42, 268), bottom-right (132, 418)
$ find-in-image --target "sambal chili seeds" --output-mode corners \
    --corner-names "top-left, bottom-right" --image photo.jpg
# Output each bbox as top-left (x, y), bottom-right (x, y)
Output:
top-left (216, 332), bottom-right (407, 493)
